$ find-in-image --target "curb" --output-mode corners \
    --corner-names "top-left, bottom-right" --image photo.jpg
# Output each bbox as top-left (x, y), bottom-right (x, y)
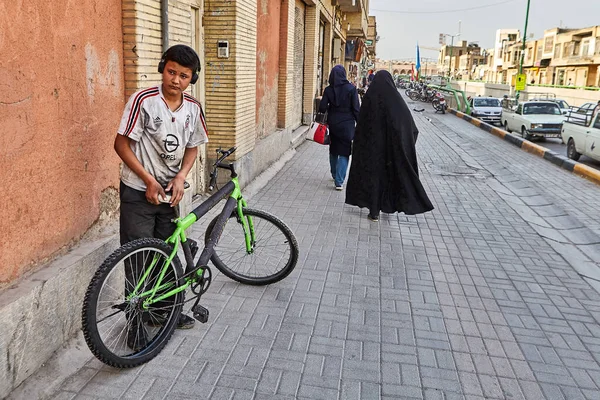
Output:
top-left (448, 109), bottom-right (600, 186)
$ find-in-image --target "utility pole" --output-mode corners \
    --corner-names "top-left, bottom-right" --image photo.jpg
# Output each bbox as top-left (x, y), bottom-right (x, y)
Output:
top-left (443, 21), bottom-right (461, 80)
top-left (516, 0), bottom-right (531, 103)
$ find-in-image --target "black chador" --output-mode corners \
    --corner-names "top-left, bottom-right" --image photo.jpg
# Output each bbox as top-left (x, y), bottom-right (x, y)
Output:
top-left (345, 71), bottom-right (434, 218)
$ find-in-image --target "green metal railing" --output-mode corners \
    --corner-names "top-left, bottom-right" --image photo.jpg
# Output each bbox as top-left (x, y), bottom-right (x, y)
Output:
top-left (429, 84), bottom-right (471, 114)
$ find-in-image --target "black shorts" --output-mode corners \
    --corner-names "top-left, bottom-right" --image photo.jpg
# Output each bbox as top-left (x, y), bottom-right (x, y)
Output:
top-left (119, 181), bottom-right (177, 245)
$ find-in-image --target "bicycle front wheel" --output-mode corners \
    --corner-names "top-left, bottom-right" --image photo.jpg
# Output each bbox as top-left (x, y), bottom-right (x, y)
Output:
top-left (205, 208), bottom-right (299, 285)
top-left (81, 238), bottom-right (184, 368)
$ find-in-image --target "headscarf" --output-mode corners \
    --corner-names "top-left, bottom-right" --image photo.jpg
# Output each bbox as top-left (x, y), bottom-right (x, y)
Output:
top-left (328, 65), bottom-right (350, 107)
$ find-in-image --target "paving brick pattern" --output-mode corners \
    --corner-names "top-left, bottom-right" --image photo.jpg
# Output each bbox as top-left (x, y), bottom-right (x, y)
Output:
top-left (47, 107), bottom-right (600, 400)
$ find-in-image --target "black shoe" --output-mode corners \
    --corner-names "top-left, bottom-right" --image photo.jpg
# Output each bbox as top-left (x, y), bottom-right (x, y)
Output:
top-left (177, 313), bottom-right (195, 329)
top-left (367, 213), bottom-right (379, 222)
top-left (127, 321), bottom-right (148, 351)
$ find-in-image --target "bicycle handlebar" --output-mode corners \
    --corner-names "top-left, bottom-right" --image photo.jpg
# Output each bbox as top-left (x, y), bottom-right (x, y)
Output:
top-left (208, 147), bottom-right (237, 192)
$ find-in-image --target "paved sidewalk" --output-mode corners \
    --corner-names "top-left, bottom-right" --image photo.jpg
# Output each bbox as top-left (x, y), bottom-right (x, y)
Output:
top-left (21, 108), bottom-right (600, 399)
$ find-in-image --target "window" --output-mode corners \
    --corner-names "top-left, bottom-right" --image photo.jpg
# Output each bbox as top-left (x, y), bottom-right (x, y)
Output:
top-left (582, 39), bottom-right (590, 57)
top-left (528, 48), bottom-right (533, 60)
top-left (573, 41), bottom-right (581, 56)
top-left (563, 42), bottom-right (569, 57)
top-left (557, 69), bottom-right (565, 85)
top-left (536, 45), bottom-right (543, 61)
top-left (474, 98), bottom-right (500, 107)
top-left (554, 44), bottom-right (561, 59)
top-left (523, 104), bottom-right (561, 115)
top-left (594, 115), bottom-right (600, 130)
top-left (544, 36), bottom-right (554, 53)
top-left (596, 37), bottom-right (600, 55)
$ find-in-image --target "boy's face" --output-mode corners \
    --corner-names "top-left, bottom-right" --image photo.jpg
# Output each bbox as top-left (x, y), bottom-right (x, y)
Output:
top-left (161, 60), bottom-right (194, 97)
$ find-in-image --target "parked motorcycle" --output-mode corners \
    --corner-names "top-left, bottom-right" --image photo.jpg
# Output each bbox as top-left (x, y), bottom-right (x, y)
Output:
top-left (432, 92), bottom-right (447, 114)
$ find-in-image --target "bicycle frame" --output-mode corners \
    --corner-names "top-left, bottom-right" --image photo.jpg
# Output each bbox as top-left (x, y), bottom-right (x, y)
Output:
top-left (128, 175), bottom-right (256, 309)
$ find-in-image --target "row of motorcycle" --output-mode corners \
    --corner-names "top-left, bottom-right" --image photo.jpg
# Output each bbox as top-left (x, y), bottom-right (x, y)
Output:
top-left (398, 80), bottom-right (447, 114)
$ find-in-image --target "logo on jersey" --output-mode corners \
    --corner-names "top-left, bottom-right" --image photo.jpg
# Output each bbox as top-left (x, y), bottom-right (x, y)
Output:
top-left (185, 114), bottom-right (191, 131)
top-left (154, 116), bottom-right (163, 125)
top-left (163, 134), bottom-right (179, 153)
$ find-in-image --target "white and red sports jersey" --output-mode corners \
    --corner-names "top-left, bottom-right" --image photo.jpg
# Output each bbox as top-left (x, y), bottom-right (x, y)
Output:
top-left (117, 85), bottom-right (208, 191)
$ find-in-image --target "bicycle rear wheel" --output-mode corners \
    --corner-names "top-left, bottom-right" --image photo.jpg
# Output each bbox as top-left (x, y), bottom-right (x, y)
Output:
top-left (81, 238), bottom-right (184, 368)
top-left (205, 208), bottom-right (299, 285)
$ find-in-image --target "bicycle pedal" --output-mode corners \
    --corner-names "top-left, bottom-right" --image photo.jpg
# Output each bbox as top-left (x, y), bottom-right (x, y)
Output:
top-left (192, 305), bottom-right (209, 323)
top-left (188, 239), bottom-right (199, 259)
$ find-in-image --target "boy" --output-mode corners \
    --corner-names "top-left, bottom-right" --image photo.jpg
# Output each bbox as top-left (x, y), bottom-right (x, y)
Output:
top-left (114, 44), bottom-right (208, 349)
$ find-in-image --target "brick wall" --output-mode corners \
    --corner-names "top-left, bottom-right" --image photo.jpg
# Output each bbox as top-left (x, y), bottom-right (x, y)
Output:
top-left (292, 1), bottom-right (306, 127)
top-left (232, 0), bottom-right (258, 158)
top-left (278, 0), bottom-right (296, 129)
top-left (303, 5), bottom-right (319, 124)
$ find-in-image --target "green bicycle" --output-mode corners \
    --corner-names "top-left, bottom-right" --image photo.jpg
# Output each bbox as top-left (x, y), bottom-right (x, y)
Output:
top-left (81, 147), bottom-right (299, 368)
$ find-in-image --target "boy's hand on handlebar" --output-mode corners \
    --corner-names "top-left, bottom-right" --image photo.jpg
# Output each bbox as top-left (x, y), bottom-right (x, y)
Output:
top-left (166, 175), bottom-right (186, 207)
top-left (145, 178), bottom-right (166, 205)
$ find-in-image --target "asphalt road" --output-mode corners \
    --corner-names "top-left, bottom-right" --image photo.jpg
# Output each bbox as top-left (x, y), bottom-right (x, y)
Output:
top-left (403, 92), bottom-right (600, 172)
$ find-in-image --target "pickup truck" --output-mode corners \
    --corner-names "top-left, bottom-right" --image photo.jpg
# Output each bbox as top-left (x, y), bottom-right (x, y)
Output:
top-left (501, 101), bottom-right (565, 140)
top-left (561, 110), bottom-right (600, 162)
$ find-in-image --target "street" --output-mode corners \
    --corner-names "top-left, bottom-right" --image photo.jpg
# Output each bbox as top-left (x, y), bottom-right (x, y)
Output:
top-left (16, 103), bottom-right (600, 400)
top-left (540, 138), bottom-right (600, 171)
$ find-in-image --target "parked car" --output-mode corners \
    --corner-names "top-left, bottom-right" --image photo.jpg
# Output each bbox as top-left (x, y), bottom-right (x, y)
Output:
top-left (501, 101), bottom-right (564, 140)
top-left (554, 99), bottom-right (571, 115)
top-left (469, 97), bottom-right (502, 125)
top-left (578, 102), bottom-right (598, 115)
top-left (566, 102), bottom-right (597, 124)
top-left (561, 109), bottom-right (600, 162)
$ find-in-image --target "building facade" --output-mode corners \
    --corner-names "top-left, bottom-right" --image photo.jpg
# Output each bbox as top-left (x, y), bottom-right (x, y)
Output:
top-left (465, 26), bottom-right (600, 88)
top-left (0, 1), bottom-right (375, 394)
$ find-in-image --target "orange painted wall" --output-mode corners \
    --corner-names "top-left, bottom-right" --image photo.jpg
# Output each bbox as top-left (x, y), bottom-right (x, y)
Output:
top-left (256, 0), bottom-right (281, 138)
top-left (0, 1), bottom-right (124, 284)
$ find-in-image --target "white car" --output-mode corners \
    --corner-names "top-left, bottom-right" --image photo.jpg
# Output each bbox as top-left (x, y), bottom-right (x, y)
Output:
top-left (501, 101), bottom-right (564, 140)
top-left (469, 97), bottom-right (502, 125)
top-left (554, 99), bottom-right (571, 116)
top-left (561, 110), bottom-right (600, 162)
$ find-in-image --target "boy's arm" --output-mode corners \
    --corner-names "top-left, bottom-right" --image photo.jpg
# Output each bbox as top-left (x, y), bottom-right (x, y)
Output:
top-left (165, 146), bottom-right (198, 207)
top-left (114, 134), bottom-right (166, 205)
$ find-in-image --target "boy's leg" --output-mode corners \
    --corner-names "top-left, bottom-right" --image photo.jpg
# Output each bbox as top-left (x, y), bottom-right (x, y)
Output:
top-left (120, 182), bottom-right (156, 245)
top-left (119, 182), bottom-right (158, 348)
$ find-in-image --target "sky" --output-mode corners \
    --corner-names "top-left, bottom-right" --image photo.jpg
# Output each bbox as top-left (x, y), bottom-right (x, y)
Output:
top-left (369, 0), bottom-right (600, 61)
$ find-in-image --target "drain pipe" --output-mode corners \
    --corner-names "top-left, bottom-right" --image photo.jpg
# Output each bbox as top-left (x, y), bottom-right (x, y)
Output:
top-left (161, 0), bottom-right (169, 52)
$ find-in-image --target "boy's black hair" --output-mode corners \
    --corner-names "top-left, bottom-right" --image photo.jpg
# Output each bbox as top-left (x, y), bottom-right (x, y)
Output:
top-left (160, 44), bottom-right (200, 74)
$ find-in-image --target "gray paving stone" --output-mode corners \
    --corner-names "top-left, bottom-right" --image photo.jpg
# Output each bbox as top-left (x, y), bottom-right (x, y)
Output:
top-left (24, 103), bottom-right (600, 400)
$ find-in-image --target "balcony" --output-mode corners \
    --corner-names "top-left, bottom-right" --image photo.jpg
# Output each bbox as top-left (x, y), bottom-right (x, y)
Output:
top-left (344, 4), bottom-right (368, 39)
top-left (337, 0), bottom-right (364, 13)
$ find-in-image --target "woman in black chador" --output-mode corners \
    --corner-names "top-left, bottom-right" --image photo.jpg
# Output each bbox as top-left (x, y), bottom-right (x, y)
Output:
top-left (319, 65), bottom-right (360, 190)
top-left (345, 70), bottom-right (434, 221)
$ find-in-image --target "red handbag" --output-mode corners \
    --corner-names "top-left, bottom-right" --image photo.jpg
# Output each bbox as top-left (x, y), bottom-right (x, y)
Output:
top-left (306, 112), bottom-right (330, 145)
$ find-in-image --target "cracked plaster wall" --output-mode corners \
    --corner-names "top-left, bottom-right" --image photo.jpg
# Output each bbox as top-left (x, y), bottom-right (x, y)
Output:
top-left (0, 0), bottom-right (123, 285)
top-left (256, 0), bottom-right (281, 139)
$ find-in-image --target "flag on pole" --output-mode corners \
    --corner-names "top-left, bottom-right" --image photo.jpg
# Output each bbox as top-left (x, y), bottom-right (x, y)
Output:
top-left (416, 43), bottom-right (421, 80)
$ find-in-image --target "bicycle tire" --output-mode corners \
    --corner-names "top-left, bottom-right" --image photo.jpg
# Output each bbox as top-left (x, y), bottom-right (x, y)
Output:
top-left (205, 208), bottom-right (299, 285)
top-left (82, 238), bottom-right (184, 368)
